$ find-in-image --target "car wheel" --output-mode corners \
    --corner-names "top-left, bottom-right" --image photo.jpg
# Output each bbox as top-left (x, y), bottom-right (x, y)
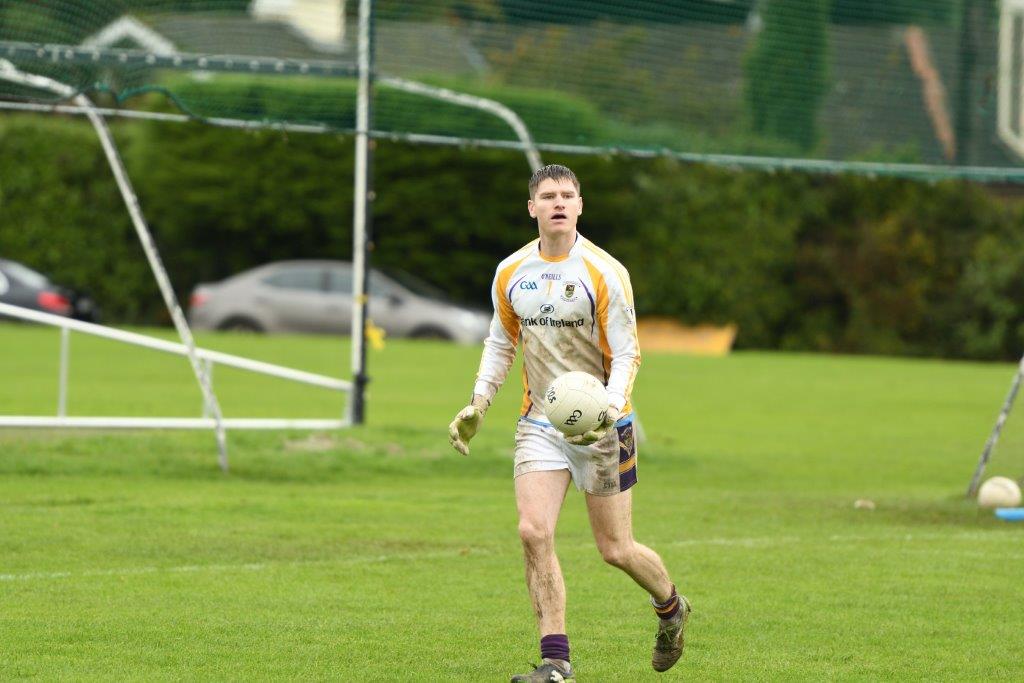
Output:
top-left (409, 325), bottom-right (453, 341)
top-left (218, 316), bottom-right (264, 333)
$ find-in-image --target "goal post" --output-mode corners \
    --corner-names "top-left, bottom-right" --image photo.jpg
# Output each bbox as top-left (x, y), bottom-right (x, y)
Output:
top-left (0, 0), bottom-right (544, 455)
top-left (0, 57), bottom-right (232, 470)
top-left (966, 354), bottom-right (1024, 497)
top-left (966, 0), bottom-right (1024, 495)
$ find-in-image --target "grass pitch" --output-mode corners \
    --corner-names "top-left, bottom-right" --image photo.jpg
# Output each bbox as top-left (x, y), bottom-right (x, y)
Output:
top-left (1, 322), bottom-right (1023, 680)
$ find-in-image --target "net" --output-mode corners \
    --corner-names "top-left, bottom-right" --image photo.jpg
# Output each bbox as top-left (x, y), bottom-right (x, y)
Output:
top-left (0, 1), bottom-right (1020, 180)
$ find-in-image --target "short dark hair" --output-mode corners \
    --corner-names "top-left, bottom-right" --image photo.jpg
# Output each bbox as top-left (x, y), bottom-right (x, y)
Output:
top-left (529, 164), bottom-right (580, 197)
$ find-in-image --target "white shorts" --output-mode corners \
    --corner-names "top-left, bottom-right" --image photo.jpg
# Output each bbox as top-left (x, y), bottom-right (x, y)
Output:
top-left (513, 414), bottom-right (638, 496)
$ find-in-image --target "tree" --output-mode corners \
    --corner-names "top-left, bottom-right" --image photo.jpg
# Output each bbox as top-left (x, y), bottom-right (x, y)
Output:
top-left (744, 0), bottom-right (830, 151)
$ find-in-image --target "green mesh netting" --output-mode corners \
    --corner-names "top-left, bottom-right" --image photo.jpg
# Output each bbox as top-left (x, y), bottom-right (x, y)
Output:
top-left (0, 1), bottom-right (1020, 179)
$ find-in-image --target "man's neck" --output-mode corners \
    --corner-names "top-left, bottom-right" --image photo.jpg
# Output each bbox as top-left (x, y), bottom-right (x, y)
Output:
top-left (539, 231), bottom-right (577, 258)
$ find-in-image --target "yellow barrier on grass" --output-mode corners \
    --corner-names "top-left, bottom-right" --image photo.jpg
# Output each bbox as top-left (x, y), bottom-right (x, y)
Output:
top-left (637, 318), bottom-right (737, 356)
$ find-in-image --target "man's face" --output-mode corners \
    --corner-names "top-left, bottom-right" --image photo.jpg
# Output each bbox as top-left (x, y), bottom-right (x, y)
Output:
top-left (528, 177), bottom-right (582, 238)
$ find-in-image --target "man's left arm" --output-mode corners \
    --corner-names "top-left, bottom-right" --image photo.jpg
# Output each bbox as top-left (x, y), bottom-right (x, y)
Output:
top-left (603, 267), bottom-right (640, 416)
top-left (568, 266), bottom-right (640, 445)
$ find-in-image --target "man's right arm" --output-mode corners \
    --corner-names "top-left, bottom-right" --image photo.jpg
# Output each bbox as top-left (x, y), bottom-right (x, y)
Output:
top-left (448, 267), bottom-right (520, 456)
top-left (471, 310), bottom-right (519, 405)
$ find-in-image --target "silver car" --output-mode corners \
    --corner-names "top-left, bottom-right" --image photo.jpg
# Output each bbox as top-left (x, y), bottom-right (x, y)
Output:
top-left (187, 260), bottom-right (491, 343)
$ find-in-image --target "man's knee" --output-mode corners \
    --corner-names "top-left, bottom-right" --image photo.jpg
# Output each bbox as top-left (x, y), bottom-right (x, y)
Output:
top-left (518, 518), bottom-right (555, 550)
top-left (597, 539), bottom-right (635, 568)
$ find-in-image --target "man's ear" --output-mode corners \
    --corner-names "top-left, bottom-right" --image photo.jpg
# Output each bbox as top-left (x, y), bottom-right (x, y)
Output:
top-left (578, 196), bottom-right (583, 215)
top-left (528, 199), bottom-right (537, 218)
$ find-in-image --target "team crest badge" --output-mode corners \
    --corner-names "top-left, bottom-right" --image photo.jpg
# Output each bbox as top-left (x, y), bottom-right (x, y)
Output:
top-left (561, 282), bottom-right (578, 302)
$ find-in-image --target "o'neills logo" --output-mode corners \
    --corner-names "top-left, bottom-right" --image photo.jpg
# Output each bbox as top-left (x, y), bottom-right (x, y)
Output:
top-left (520, 316), bottom-right (585, 328)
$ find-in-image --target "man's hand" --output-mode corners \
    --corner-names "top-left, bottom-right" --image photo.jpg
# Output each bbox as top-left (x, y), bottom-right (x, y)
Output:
top-left (448, 395), bottom-right (489, 456)
top-left (566, 406), bottom-right (621, 446)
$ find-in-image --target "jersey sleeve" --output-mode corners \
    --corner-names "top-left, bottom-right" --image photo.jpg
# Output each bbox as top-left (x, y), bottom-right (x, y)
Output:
top-left (472, 262), bottom-right (521, 403)
top-left (602, 266), bottom-right (641, 413)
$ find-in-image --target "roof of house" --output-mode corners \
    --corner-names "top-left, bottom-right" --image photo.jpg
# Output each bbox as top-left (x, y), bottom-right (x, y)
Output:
top-left (96, 14), bottom-right (486, 78)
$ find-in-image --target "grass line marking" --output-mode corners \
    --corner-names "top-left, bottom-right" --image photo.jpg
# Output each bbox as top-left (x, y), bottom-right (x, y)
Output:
top-left (1, 530), bottom-right (1014, 583)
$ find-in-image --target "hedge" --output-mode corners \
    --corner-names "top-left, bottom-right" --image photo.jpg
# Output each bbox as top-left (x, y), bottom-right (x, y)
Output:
top-left (156, 74), bottom-right (608, 145)
top-left (3, 114), bottom-right (1024, 360)
top-left (146, 74), bottom-right (798, 156)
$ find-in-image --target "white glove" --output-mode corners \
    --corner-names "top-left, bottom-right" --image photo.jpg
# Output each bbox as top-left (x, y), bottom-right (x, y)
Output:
top-left (566, 406), bottom-right (621, 446)
top-left (448, 395), bottom-right (489, 456)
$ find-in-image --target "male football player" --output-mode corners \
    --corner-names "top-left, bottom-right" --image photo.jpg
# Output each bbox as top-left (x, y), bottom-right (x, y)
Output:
top-left (449, 164), bottom-right (690, 681)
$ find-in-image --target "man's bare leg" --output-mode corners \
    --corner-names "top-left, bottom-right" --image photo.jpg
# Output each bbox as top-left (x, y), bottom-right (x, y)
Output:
top-left (586, 488), bottom-right (689, 672)
top-left (515, 469), bottom-right (572, 635)
top-left (585, 488), bottom-right (673, 599)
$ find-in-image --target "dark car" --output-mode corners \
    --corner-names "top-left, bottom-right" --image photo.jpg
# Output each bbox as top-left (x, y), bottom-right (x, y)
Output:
top-left (188, 260), bottom-right (490, 343)
top-left (0, 258), bottom-right (99, 322)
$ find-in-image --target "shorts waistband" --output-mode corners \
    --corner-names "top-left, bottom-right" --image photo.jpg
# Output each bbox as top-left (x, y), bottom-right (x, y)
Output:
top-left (519, 412), bottom-right (635, 428)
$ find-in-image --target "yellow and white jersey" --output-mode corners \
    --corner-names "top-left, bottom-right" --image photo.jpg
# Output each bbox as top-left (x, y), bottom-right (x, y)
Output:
top-left (473, 234), bottom-right (640, 422)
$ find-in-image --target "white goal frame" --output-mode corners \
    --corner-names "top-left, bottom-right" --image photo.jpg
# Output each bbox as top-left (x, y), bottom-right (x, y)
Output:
top-left (0, 59), bottom-right (353, 472)
top-left (0, 302), bottom-right (351, 431)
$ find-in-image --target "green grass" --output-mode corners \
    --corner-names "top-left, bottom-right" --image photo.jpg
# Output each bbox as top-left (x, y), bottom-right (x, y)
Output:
top-left (2, 322), bottom-right (1024, 680)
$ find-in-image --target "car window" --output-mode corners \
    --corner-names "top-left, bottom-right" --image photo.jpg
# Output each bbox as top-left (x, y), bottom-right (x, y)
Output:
top-left (327, 267), bottom-right (354, 293)
top-left (379, 267), bottom-right (450, 302)
top-left (262, 267), bottom-right (325, 292)
top-left (368, 272), bottom-right (395, 298)
top-left (328, 267), bottom-right (393, 297)
top-left (331, 268), bottom-right (399, 296)
top-left (1, 261), bottom-right (49, 289)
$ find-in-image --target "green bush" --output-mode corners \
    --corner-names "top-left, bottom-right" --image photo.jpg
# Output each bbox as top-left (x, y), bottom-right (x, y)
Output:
top-left (954, 218), bottom-right (1024, 359)
top-left (0, 116), bottom-right (159, 321)
top-left (6, 114), bottom-right (1024, 361)
top-left (782, 176), bottom-right (1009, 356)
top-left (157, 74), bottom-right (608, 145)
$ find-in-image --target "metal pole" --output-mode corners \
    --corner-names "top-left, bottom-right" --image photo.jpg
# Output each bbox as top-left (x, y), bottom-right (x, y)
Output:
top-left (0, 301), bottom-right (351, 391)
top-left (58, 327), bottom-right (70, 417)
top-left (378, 77), bottom-right (541, 171)
top-left (966, 354), bottom-right (1024, 497)
top-left (83, 101), bottom-right (230, 472)
top-left (350, 0), bottom-right (375, 425)
top-left (201, 359), bottom-right (214, 418)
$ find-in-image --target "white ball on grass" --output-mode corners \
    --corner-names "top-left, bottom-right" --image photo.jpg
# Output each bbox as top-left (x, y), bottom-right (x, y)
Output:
top-left (542, 371), bottom-right (609, 437)
top-left (978, 476), bottom-right (1022, 508)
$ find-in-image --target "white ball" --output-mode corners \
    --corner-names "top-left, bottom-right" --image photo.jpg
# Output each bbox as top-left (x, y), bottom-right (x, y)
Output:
top-left (978, 476), bottom-right (1022, 508)
top-left (542, 371), bottom-right (609, 437)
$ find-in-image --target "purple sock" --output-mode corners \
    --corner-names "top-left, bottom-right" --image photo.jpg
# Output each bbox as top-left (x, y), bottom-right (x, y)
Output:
top-left (652, 585), bottom-right (680, 621)
top-left (540, 634), bottom-right (570, 663)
